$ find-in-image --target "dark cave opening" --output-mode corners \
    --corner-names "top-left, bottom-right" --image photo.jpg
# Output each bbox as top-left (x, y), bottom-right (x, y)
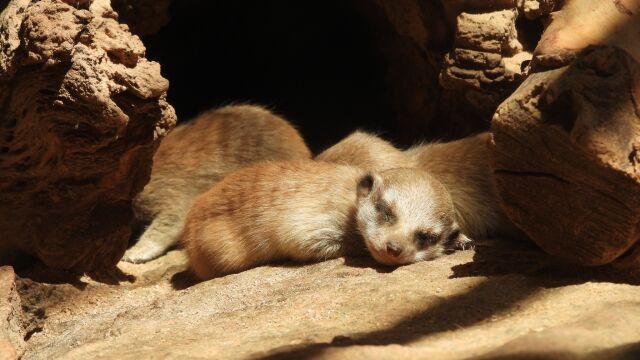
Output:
top-left (143, 0), bottom-right (396, 154)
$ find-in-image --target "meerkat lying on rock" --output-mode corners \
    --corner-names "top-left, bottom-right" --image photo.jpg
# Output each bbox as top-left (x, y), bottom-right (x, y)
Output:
top-left (406, 132), bottom-right (520, 239)
top-left (123, 105), bottom-right (311, 263)
top-left (315, 131), bottom-right (415, 170)
top-left (181, 161), bottom-right (470, 279)
top-left (317, 131), bottom-right (519, 240)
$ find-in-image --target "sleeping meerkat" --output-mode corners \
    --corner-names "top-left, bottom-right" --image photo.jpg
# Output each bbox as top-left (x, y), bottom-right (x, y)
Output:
top-left (407, 132), bottom-right (520, 239)
top-left (318, 131), bottom-right (518, 240)
top-left (315, 130), bottom-right (415, 170)
top-left (181, 161), bottom-right (470, 279)
top-left (123, 105), bottom-right (312, 264)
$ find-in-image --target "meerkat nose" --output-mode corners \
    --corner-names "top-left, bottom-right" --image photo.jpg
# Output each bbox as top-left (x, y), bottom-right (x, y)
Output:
top-left (385, 242), bottom-right (403, 258)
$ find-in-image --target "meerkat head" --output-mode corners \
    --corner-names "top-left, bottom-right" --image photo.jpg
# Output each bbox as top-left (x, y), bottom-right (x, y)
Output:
top-left (355, 168), bottom-right (471, 266)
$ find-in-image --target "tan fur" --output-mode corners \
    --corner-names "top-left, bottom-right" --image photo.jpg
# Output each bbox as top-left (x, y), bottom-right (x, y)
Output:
top-left (123, 105), bottom-right (311, 263)
top-left (182, 161), bottom-right (464, 279)
top-left (319, 131), bottom-right (516, 241)
top-left (407, 132), bottom-right (518, 238)
top-left (315, 131), bottom-right (414, 170)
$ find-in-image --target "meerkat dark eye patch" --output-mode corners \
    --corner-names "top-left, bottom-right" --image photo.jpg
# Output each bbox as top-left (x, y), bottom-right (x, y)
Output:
top-left (446, 229), bottom-right (460, 246)
top-left (375, 200), bottom-right (395, 223)
top-left (415, 231), bottom-right (438, 247)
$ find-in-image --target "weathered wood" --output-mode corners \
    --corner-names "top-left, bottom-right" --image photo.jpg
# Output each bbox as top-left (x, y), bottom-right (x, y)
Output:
top-left (0, 0), bottom-right (176, 271)
top-left (491, 46), bottom-right (640, 265)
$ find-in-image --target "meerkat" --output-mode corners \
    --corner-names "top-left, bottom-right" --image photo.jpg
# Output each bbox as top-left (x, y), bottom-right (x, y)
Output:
top-left (407, 132), bottom-right (519, 238)
top-left (319, 131), bottom-right (518, 239)
top-left (181, 161), bottom-right (470, 279)
top-left (315, 130), bottom-right (414, 170)
top-left (122, 105), bottom-right (312, 264)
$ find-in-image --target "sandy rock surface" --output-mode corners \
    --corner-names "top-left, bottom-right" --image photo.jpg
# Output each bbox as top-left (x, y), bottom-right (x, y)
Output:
top-left (8, 239), bottom-right (640, 360)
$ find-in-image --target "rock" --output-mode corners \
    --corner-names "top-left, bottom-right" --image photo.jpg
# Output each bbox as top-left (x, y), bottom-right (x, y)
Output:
top-left (520, 0), bottom-right (558, 20)
top-left (439, 5), bottom-right (533, 134)
top-left (455, 10), bottom-right (522, 55)
top-left (480, 305), bottom-right (640, 359)
top-left (0, 267), bottom-right (25, 360)
top-left (14, 242), bottom-right (640, 359)
top-left (533, 0), bottom-right (640, 69)
top-left (0, 0), bottom-right (177, 272)
top-left (490, 46), bottom-right (640, 265)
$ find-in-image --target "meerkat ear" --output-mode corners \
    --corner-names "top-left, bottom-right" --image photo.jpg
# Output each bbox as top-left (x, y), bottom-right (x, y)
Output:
top-left (357, 173), bottom-right (381, 199)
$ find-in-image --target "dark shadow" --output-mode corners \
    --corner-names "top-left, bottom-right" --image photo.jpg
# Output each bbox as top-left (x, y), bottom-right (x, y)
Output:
top-left (170, 269), bottom-right (202, 290)
top-left (478, 341), bottom-right (640, 360)
top-left (15, 259), bottom-right (139, 288)
top-left (451, 238), bottom-right (640, 287)
top-left (143, 0), bottom-right (395, 153)
top-left (450, 238), bottom-right (556, 279)
top-left (342, 255), bottom-right (397, 274)
top-left (256, 275), bottom-right (540, 360)
top-left (15, 260), bottom-right (88, 290)
top-left (86, 266), bottom-right (136, 286)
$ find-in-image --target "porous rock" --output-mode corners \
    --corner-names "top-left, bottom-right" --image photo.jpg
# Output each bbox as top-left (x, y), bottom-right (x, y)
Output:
top-left (0, 267), bottom-right (25, 360)
top-left (0, 0), bottom-right (176, 271)
top-left (490, 46), bottom-right (640, 265)
top-left (439, 4), bottom-right (532, 131)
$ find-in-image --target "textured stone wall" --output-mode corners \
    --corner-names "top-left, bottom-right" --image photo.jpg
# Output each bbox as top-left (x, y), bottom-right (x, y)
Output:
top-left (0, 0), bottom-right (176, 272)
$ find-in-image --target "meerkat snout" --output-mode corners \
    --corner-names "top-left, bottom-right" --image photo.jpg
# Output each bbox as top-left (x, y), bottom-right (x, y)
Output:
top-left (385, 242), bottom-right (403, 257)
top-left (355, 168), bottom-right (471, 266)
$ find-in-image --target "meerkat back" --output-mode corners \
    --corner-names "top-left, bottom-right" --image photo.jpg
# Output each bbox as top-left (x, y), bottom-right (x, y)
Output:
top-left (123, 105), bottom-right (312, 263)
top-left (182, 161), bottom-right (365, 279)
top-left (315, 131), bottom-right (414, 171)
top-left (406, 132), bottom-right (517, 238)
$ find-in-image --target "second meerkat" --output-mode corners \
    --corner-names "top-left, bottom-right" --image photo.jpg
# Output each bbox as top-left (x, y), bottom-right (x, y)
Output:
top-left (406, 132), bottom-right (519, 238)
top-left (123, 105), bottom-right (311, 263)
top-left (317, 131), bottom-right (518, 239)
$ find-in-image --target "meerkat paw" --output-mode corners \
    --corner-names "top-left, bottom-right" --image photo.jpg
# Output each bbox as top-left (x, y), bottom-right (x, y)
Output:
top-left (454, 233), bottom-right (475, 251)
top-left (122, 240), bottom-right (169, 264)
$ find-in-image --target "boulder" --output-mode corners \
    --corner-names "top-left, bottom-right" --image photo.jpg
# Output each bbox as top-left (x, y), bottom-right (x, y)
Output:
top-left (0, 0), bottom-right (176, 272)
top-left (491, 46), bottom-right (640, 265)
top-left (491, 0), bottom-right (640, 266)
